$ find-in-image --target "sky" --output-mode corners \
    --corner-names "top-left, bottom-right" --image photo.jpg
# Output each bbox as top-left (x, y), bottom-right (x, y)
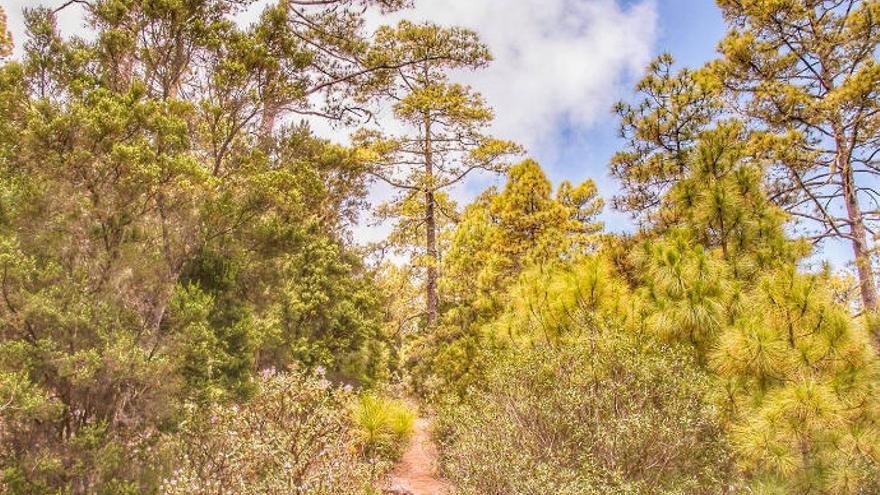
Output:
top-left (2, 0), bottom-right (727, 236)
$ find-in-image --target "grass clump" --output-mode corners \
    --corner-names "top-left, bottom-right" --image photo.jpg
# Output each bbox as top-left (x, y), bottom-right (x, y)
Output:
top-left (353, 394), bottom-right (416, 460)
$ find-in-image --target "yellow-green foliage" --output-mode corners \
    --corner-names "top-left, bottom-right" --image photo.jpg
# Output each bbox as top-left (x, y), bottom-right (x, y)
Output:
top-left (606, 58), bottom-right (880, 490)
top-left (470, 93), bottom-right (880, 492)
top-left (471, 235), bottom-right (880, 493)
top-left (631, 234), bottom-right (880, 494)
top-left (611, 53), bottom-right (721, 216)
top-left (443, 159), bottom-right (604, 310)
top-left (352, 394), bottom-right (416, 460)
top-left (623, 196), bottom-right (880, 493)
top-left (0, 6), bottom-right (11, 58)
top-left (494, 255), bottom-right (631, 344)
top-left (712, 268), bottom-right (880, 494)
top-left (634, 234), bottom-right (734, 354)
top-left (617, 143), bottom-right (880, 493)
top-left (412, 159), bottom-right (605, 398)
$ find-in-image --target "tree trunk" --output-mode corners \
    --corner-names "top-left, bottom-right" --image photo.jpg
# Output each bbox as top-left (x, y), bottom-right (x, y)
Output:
top-left (424, 113), bottom-right (438, 328)
top-left (838, 142), bottom-right (878, 315)
top-left (260, 101), bottom-right (279, 137)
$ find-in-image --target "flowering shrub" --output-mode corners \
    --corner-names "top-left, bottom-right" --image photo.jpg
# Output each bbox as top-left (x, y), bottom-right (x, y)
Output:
top-left (161, 369), bottom-right (373, 494)
top-left (436, 336), bottom-right (739, 494)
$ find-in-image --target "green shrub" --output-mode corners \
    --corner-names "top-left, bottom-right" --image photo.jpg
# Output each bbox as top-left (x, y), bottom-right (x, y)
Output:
top-left (162, 369), bottom-right (374, 495)
top-left (436, 335), bottom-right (739, 495)
top-left (352, 394), bottom-right (416, 461)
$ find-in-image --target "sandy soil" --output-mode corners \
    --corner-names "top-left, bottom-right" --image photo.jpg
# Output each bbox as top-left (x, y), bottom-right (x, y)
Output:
top-left (383, 418), bottom-right (453, 495)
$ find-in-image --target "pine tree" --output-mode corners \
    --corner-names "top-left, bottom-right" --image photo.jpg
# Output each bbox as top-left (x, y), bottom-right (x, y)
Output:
top-left (627, 117), bottom-right (880, 493)
top-left (444, 158), bottom-right (603, 309)
top-left (411, 160), bottom-right (602, 397)
top-left (356, 21), bottom-right (520, 329)
top-left (712, 266), bottom-right (880, 493)
top-left (611, 54), bottom-right (720, 220)
top-left (711, 0), bottom-right (880, 317)
top-left (660, 121), bottom-right (802, 276)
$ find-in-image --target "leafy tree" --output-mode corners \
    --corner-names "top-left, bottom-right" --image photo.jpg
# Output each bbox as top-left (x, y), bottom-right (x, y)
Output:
top-left (710, 0), bottom-right (880, 316)
top-left (356, 20), bottom-right (521, 328)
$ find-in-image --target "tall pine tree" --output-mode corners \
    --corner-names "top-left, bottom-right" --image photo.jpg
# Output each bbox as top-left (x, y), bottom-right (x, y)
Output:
top-left (356, 21), bottom-right (520, 329)
top-left (710, 0), bottom-right (880, 317)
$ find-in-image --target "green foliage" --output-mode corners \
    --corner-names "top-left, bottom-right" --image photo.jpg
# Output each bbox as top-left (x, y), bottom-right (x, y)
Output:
top-left (611, 53), bottom-right (720, 216)
top-left (634, 234), bottom-right (733, 353)
top-left (0, 6), bottom-right (11, 58)
top-left (352, 394), bottom-right (416, 460)
top-left (711, 0), bottom-right (880, 313)
top-left (437, 337), bottom-right (737, 495)
top-left (0, 2), bottom-right (400, 492)
top-left (495, 256), bottom-right (630, 344)
top-left (636, 234), bottom-right (880, 492)
top-left (2, 1), bottom-right (880, 494)
top-left (453, 159), bottom-right (604, 275)
top-left (714, 268), bottom-right (880, 494)
top-left (623, 121), bottom-right (880, 492)
top-left (448, 159), bottom-right (603, 314)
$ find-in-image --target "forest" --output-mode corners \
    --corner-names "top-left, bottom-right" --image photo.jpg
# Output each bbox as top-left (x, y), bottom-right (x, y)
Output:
top-left (0, 0), bottom-right (879, 494)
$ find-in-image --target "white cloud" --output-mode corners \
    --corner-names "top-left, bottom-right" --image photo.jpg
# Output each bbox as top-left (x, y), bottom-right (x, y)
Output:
top-left (240, 0), bottom-right (658, 163)
top-left (381, 0), bottom-right (657, 157)
top-left (352, 0), bottom-right (658, 244)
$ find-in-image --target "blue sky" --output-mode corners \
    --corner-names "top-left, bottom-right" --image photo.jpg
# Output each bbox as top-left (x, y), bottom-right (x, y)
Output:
top-left (349, 0), bottom-right (728, 238)
top-left (535, 1), bottom-right (726, 234)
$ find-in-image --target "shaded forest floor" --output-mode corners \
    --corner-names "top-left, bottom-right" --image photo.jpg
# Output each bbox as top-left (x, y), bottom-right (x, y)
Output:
top-left (383, 418), bottom-right (453, 495)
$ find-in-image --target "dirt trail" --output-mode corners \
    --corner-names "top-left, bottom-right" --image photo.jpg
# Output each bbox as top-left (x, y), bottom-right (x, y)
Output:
top-left (383, 418), bottom-right (453, 495)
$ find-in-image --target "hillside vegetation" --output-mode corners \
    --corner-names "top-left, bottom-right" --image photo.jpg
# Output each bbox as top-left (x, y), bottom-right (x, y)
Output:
top-left (0, 1), bottom-right (879, 494)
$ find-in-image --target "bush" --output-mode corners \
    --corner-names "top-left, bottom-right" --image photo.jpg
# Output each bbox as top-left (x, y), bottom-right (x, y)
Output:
top-left (352, 394), bottom-right (416, 460)
top-left (161, 369), bottom-right (374, 495)
top-left (436, 336), bottom-right (739, 495)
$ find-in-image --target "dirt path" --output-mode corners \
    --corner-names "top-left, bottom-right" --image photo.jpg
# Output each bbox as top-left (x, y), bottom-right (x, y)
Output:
top-left (383, 418), bottom-right (453, 495)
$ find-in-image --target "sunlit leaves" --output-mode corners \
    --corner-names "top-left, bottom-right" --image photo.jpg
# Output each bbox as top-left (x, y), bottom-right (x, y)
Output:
top-left (0, 6), bottom-right (12, 58)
